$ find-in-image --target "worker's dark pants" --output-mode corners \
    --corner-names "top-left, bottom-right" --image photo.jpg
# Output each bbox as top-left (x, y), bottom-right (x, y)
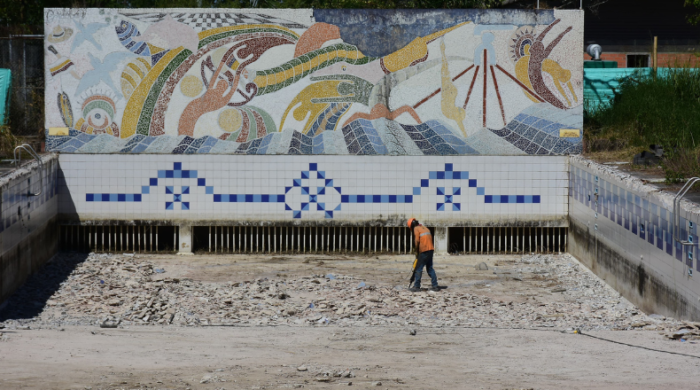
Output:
top-left (414, 250), bottom-right (438, 288)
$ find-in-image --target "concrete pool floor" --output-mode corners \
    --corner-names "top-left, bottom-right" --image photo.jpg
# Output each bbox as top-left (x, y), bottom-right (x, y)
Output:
top-left (1, 322), bottom-right (700, 389)
top-left (1, 252), bottom-right (699, 389)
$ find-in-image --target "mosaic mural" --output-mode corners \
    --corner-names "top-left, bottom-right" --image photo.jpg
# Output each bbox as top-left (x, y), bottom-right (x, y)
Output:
top-left (44, 9), bottom-right (583, 155)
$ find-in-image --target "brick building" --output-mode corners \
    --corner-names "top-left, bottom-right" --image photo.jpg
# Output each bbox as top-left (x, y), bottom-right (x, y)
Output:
top-left (584, 0), bottom-right (700, 68)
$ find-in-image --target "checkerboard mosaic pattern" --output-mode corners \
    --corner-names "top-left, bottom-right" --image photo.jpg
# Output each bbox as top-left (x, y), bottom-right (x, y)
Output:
top-left (60, 155), bottom-right (567, 223)
top-left (120, 11), bottom-right (308, 30)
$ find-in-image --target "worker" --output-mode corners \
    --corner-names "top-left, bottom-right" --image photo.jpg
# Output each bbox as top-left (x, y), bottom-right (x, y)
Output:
top-left (407, 218), bottom-right (439, 292)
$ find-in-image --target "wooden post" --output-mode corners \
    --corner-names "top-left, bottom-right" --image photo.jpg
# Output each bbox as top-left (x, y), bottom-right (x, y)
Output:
top-left (653, 36), bottom-right (658, 71)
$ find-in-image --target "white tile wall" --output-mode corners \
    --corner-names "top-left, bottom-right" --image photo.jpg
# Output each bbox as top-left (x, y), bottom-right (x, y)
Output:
top-left (569, 160), bottom-right (700, 306)
top-left (58, 155), bottom-right (568, 225)
top-left (0, 157), bottom-right (59, 256)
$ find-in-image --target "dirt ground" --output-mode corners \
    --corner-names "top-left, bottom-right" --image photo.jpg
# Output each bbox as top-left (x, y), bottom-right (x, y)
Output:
top-left (1, 252), bottom-right (700, 389)
top-left (2, 325), bottom-right (700, 390)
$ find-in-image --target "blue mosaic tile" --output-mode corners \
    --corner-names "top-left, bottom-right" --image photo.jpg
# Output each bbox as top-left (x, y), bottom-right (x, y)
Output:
top-left (172, 136), bottom-right (195, 154)
top-left (506, 120), bottom-right (520, 132)
top-left (512, 122), bottom-right (529, 135)
top-left (541, 135), bottom-right (557, 150)
top-left (83, 162), bottom-right (540, 219)
top-left (531, 131), bottom-right (546, 145)
top-left (504, 131), bottom-right (520, 143)
top-left (521, 127), bottom-right (537, 141)
top-left (551, 138), bottom-right (571, 154)
top-left (521, 115), bottom-right (539, 126)
top-left (532, 119), bottom-right (554, 131)
top-left (513, 137), bottom-right (530, 152)
top-left (571, 167), bottom-right (696, 269)
top-left (119, 135), bottom-right (145, 153)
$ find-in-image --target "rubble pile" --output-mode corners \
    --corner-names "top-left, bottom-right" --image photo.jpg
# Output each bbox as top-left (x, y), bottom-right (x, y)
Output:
top-left (662, 322), bottom-right (700, 340)
top-left (0, 252), bottom-right (684, 332)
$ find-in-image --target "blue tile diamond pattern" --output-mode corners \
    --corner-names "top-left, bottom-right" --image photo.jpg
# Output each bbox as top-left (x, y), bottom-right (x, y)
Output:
top-left (86, 162), bottom-right (541, 219)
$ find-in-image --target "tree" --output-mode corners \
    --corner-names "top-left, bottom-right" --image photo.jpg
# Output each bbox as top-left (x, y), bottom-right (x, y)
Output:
top-left (500, 0), bottom-right (611, 13)
top-left (1, 0), bottom-right (503, 35)
top-left (687, 0), bottom-right (700, 25)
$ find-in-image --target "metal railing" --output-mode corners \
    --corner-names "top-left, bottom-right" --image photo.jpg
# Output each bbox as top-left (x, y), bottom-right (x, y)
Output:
top-left (673, 177), bottom-right (700, 246)
top-left (13, 143), bottom-right (42, 196)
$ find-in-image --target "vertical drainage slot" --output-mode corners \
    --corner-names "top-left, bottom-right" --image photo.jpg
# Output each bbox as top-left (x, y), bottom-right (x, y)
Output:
top-left (448, 226), bottom-right (567, 254)
top-left (61, 225), bottom-right (568, 255)
top-left (59, 225), bottom-right (178, 253)
top-left (191, 226), bottom-right (415, 254)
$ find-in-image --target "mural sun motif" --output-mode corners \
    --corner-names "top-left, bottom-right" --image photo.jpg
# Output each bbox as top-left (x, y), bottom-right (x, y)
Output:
top-left (45, 9), bottom-right (583, 156)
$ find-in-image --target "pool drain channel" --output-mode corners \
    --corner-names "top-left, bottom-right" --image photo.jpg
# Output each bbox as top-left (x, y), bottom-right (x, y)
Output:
top-left (59, 225), bottom-right (179, 253)
top-left (59, 225), bottom-right (567, 254)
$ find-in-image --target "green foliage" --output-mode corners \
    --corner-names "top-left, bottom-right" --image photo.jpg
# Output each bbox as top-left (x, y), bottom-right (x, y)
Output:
top-left (586, 67), bottom-right (700, 182)
top-left (662, 147), bottom-right (700, 184)
top-left (306, 0), bottom-right (501, 8)
top-left (687, 0), bottom-right (700, 25)
top-left (586, 68), bottom-right (700, 151)
top-left (1, 0), bottom-right (502, 33)
top-left (0, 125), bottom-right (22, 158)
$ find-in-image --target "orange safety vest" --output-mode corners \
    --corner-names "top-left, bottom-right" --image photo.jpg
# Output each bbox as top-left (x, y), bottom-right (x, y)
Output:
top-left (413, 225), bottom-right (434, 253)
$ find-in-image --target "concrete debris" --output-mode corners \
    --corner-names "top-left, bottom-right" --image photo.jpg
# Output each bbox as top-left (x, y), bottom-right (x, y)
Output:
top-left (99, 319), bottom-right (120, 328)
top-left (371, 381), bottom-right (382, 386)
top-left (476, 262), bottom-right (489, 270)
top-left (297, 366), bottom-right (308, 372)
top-left (663, 322), bottom-right (700, 340)
top-left (0, 252), bottom-right (686, 333)
top-left (409, 329), bottom-right (417, 336)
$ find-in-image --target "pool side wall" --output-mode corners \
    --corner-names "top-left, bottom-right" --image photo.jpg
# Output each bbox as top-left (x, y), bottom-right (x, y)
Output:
top-left (568, 156), bottom-right (700, 321)
top-left (0, 155), bottom-right (60, 305)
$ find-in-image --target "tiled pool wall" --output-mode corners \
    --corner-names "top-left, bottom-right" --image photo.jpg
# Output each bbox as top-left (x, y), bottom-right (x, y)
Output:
top-left (9, 153), bottom-right (700, 321)
top-left (0, 155), bottom-right (60, 304)
top-left (57, 155), bottom-right (568, 227)
top-left (569, 156), bottom-right (700, 321)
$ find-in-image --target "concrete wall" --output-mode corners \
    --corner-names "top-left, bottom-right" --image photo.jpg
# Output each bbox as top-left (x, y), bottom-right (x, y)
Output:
top-left (58, 154), bottom-right (568, 227)
top-left (44, 8), bottom-right (583, 156)
top-left (568, 156), bottom-right (700, 321)
top-left (0, 155), bottom-right (60, 304)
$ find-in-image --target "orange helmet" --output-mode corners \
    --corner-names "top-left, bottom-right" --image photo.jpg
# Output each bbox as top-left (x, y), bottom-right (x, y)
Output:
top-left (407, 218), bottom-right (416, 228)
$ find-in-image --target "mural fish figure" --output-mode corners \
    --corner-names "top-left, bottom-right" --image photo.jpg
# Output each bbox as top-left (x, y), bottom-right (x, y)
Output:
top-left (45, 9), bottom-right (583, 156)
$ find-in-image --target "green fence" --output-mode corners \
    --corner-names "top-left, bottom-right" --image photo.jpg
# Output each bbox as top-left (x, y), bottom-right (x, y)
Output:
top-left (0, 69), bottom-right (10, 125)
top-left (583, 68), bottom-right (692, 112)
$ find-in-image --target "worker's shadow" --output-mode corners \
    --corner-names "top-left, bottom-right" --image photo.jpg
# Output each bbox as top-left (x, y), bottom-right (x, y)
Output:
top-left (0, 252), bottom-right (89, 321)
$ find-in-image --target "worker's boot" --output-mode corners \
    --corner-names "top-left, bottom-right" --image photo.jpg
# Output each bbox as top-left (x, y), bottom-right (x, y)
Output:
top-left (409, 287), bottom-right (421, 292)
top-left (429, 286), bottom-right (440, 292)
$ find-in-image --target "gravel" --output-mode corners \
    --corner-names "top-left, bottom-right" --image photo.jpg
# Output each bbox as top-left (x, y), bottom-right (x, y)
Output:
top-left (0, 251), bottom-right (685, 333)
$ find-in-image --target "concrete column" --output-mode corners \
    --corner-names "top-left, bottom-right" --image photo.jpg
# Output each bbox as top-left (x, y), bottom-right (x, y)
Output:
top-left (178, 225), bottom-right (193, 255)
top-left (434, 227), bottom-right (448, 254)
